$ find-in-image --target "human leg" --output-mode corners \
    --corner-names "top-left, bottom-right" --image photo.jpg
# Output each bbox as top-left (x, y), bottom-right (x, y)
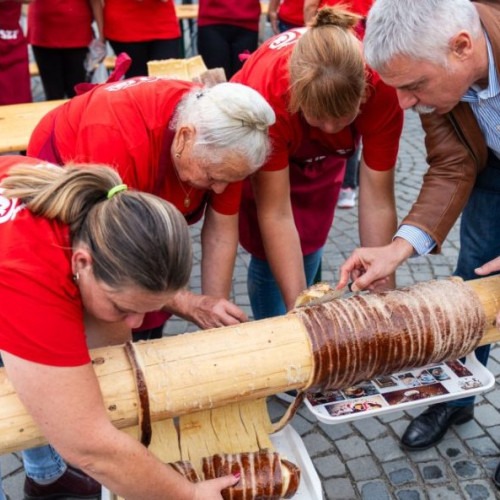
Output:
top-left (32, 46), bottom-right (65, 100)
top-left (229, 27), bottom-right (258, 79)
top-left (337, 147), bottom-right (361, 209)
top-left (150, 38), bottom-right (182, 61)
top-left (197, 25), bottom-right (232, 80)
top-left (61, 47), bottom-right (88, 98)
top-left (247, 249), bottom-right (323, 320)
top-left (402, 153), bottom-right (500, 450)
top-left (108, 40), bottom-right (149, 77)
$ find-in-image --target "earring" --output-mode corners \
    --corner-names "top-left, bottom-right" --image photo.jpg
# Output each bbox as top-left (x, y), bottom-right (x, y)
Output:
top-left (73, 272), bottom-right (80, 282)
top-left (175, 152), bottom-right (181, 158)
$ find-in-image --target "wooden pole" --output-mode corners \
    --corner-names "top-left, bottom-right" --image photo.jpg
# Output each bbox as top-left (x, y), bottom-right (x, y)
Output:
top-left (0, 275), bottom-right (499, 454)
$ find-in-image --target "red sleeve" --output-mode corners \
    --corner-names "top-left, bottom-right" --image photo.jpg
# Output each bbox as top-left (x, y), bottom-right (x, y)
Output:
top-left (209, 180), bottom-right (243, 215)
top-left (356, 79), bottom-right (404, 171)
top-left (0, 211), bottom-right (89, 367)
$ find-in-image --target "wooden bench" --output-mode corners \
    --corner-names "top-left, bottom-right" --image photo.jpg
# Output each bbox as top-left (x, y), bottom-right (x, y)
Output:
top-left (0, 99), bottom-right (67, 153)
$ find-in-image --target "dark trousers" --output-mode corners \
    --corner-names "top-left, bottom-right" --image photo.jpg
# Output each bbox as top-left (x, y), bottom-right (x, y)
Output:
top-left (197, 24), bottom-right (258, 79)
top-left (108, 38), bottom-right (181, 78)
top-left (451, 150), bottom-right (500, 406)
top-left (32, 46), bottom-right (88, 100)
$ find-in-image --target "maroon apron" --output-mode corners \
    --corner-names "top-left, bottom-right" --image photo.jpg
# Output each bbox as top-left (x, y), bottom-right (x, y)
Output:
top-left (240, 118), bottom-right (358, 258)
top-left (0, 2), bottom-right (31, 105)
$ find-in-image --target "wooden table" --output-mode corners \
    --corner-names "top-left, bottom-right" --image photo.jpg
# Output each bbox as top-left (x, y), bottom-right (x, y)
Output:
top-left (0, 99), bottom-right (66, 153)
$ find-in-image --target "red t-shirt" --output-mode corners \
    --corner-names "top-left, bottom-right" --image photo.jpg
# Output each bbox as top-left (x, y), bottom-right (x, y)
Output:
top-left (103, 0), bottom-right (180, 42)
top-left (231, 28), bottom-right (403, 257)
top-left (27, 78), bottom-right (242, 218)
top-left (27, 0), bottom-right (94, 48)
top-left (198, 0), bottom-right (261, 32)
top-left (0, 156), bottom-right (89, 367)
top-left (278, 0), bottom-right (304, 27)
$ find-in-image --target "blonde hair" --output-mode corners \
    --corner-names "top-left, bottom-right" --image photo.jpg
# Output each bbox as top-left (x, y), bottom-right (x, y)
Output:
top-left (289, 6), bottom-right (365, 119)
top-left (1, 163), bottom-right (192, 292)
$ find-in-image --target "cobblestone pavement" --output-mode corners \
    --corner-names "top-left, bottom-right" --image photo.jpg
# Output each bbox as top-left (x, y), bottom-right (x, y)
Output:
top-left (2, 109), bottom-right (500, 498)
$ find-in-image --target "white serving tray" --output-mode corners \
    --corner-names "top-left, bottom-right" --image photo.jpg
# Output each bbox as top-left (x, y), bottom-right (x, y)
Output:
top-left (305, 353), bottom-right (495, 425)
top-left (102, 424), bottom-right (322, 500)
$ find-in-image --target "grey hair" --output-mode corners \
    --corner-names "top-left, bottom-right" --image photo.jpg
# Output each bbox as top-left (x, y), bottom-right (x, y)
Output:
top-left (364, 0), bottom-right (482, 71)
top-left (171, 82), bottom-right (276, 172)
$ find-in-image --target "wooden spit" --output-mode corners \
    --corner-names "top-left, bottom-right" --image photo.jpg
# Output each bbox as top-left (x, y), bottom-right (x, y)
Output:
top-left (1, 275), bottom-right (499, 454)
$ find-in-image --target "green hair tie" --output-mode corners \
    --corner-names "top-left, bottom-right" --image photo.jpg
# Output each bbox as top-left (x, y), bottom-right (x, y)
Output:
top-left (107, 184), bottom-right (128, 199)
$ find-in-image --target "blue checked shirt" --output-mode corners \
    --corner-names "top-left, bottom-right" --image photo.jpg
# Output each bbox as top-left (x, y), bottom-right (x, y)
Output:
top-left (396, 32), bottom-right (500, 255)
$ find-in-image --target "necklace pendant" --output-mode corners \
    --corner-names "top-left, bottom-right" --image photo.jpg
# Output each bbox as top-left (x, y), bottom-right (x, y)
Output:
top-left (184, 195), bottom-right (191, 208)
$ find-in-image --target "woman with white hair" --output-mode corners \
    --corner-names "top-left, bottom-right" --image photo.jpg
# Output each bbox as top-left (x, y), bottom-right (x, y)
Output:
top-left (28, 78), bottom-right (275, 338)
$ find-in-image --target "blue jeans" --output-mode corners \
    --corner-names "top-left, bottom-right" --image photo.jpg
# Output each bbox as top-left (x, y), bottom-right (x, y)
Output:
top-left (248, 248), bottom-right (323, 320)
top-left (450, 151), bottom-right (500, 407)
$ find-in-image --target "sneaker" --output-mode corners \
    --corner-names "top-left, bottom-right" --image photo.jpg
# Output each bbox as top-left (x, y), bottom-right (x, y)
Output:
top-left (337, 187), bottom-right (356, 209)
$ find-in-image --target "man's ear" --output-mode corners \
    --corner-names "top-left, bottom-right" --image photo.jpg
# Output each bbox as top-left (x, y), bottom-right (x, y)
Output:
top-left (71, 246), bottom-right (93, 277)
top-left (450, 31), bottom-right (473, 60)
top-left (173, 125), bottom-right (196, 155)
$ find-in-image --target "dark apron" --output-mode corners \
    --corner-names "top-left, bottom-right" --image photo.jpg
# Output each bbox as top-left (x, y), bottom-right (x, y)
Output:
top-left (240, 118), bottom-right (358, 258)
top-left (0, 2), bottom-right (31, 105)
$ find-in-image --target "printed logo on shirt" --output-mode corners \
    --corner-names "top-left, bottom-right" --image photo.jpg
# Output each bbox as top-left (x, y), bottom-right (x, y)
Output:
top-left (268, 28), bottom-right (307, 50)
top-left (304, 156), bottom-right (327, 163)
top-left (0, 189), bottom-right (24, 224)
top-left (106, 76), bottom-right (160, 92)
top-left (0, 29), bottom-right (20, 41)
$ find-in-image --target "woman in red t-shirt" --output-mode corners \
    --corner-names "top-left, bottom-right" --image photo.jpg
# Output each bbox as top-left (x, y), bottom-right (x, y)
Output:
top-left (28, 0), bottom-right (104, 100)
top-left (103, 0), bottom-right (181, 78)
top-left (27, 78), bottom-right (275, 339)
top-left (231, 7), bottom-right (403, 320)
top-left (0, 155), bottom-right (239, 498)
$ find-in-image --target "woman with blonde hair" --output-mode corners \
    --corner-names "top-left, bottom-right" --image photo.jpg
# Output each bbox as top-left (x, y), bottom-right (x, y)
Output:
top-left (0, 154), bottom-right (240, 500)
top-left (231, 6), bottom-right (403, 320)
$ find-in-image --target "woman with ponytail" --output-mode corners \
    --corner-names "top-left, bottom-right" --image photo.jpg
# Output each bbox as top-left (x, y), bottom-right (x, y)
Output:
top-left (27, 78), bottom-right (275, 340)
top-left (231, 6), bottom-right (403, 320)
top-left (0, 154), bottom-right (239, 499)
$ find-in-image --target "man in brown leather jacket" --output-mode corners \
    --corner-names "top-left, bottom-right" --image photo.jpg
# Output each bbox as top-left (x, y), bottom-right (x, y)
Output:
top-left (337, 0), bottom-right (500, 489)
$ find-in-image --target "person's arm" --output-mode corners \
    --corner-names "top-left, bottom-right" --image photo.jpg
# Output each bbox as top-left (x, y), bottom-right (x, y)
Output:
top-left (303, 0), bottom-right (320, 25)
top-left (357, 156), bottom-right (398, 290)
top-left (88, 0), bottom-right (104, 42)
top-left (252, 167), bottom-right (306, 311)
top-left (1, 352), bottom-right (238, 500)
top-left (161, 209), bottom-right (248, 329)
top-left (267, 0), bottom-right (281, 34)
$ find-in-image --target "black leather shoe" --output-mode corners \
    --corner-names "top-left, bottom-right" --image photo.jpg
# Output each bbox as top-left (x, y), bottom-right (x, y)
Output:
top-left (24, 465), bottom-right (101, 499)
top-left (493, 461), bottom-right (500, 490)
top-left (401, 403), bottom-right (474, 450)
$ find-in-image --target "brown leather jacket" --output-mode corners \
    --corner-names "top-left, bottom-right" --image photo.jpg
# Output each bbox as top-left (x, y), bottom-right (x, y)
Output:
top-left (401, 1), bottom-right (500, 252)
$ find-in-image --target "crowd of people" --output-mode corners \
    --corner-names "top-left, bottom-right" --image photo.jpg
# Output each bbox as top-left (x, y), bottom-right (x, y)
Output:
top-left (2, 0), bottom-right (500, 498)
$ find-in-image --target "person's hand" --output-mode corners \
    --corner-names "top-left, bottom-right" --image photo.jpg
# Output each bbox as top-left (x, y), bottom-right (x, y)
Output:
top-left (475, 256), bottom-right (500, 277)
top-left (475, 256), bottom-right (500, 331)
top-left (188, 295), bottom-right (248, 329)
top-left (337, 238), bottom-right (414, 292)
top-left (268, 10), bottom-right (280, 34)
top-left (193, 474), bottom-right (240, 499)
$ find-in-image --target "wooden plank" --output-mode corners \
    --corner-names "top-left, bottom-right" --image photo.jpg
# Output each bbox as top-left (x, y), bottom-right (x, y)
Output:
top-left (0, 99), bottom-right (67, 153)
